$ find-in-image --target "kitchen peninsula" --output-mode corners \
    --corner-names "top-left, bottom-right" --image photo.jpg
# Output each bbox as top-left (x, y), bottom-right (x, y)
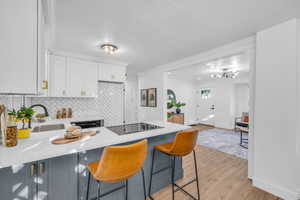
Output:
top-left (0, 121), bottom-right (190, 200)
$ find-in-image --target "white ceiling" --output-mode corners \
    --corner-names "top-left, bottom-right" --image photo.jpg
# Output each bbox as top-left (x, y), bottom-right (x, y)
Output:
top-left (168, 53), bottom-right (250, 84)
top-left (54, 0), bottom-right (300, 73)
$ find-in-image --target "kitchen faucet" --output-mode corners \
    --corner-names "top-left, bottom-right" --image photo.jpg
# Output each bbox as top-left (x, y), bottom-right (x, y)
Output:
top-left (29, 104), bottom-right (50, 128)
top-left (30, 104), bottom-right (49, 117)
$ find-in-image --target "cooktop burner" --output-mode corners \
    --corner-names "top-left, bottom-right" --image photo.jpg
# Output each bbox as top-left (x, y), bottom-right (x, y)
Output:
top-left (107, 123), bottom-right (163, 135)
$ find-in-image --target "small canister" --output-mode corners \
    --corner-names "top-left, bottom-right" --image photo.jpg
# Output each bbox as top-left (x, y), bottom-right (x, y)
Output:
top-left (5, 126), bottom-right (18, 147)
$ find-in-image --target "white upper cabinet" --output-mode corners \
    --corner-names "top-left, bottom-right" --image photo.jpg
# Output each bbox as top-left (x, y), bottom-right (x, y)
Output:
top-left (0, 0), bottom-right (38, 94)
top-left (98, 63), bottom-right (127, 83)
top-left (49, 56), bottom-right (98, 98)
top-left (48, 54), bottom-right (125, 97)
top-left (67, 58), bottom-right (84, 97)
top-left (67, 58), bottom-right (98, 98)
top-left (49, 55), bottom-right (67, 97)
top-left (84, 62), bottom-right (98, 97)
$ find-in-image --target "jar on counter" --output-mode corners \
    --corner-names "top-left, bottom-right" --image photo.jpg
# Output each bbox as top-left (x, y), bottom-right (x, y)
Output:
top-left (5, 126), bottom-right (17, 147)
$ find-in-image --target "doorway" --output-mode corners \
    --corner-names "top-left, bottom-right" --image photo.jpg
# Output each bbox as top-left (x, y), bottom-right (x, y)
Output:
top-left (165, 53), bottom-right (250, 159)
top-left (196, 88), bottom-right (215, 126)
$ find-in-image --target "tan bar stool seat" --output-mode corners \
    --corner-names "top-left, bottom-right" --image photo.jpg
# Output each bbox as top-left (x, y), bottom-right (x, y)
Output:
top-left (86, 139), bottom-right (148, 200)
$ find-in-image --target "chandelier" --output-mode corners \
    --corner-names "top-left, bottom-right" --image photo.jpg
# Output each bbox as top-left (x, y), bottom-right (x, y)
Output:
top-left (210, 68), bottom-right (239, 79)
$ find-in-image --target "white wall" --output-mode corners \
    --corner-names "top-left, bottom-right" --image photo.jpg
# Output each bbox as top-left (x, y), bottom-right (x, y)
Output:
top-left (254, 19), bottom-right (300, 199)
top-left (195, 81), bottom-right (237, 129)
top-left (166, 78), bottom-right (196, 124)
top-left (125, 75), bottom-right (139, 123)
top-left (234, 83), bottom-right (249, 117)
top-left (164, 78), bottom-right (249, 128)
top-left (214, 82), bottom-right (236, 129)
top-left (138, 70), bottom-right (166, 121)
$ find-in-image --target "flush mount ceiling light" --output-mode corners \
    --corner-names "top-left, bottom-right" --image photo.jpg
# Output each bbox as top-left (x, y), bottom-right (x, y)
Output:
top-left (210, 68), bottom-right (239, 79)
top-left (100, 44), bottom-right (118, 55)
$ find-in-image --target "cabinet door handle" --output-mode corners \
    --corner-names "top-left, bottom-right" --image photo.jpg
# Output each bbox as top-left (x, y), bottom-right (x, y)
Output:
top-left (42, 80), bottom-right (48, 90)
top-left (30, 163), bottom-right (37, 177)
top-left (39, 162), bottom-right (45, 176)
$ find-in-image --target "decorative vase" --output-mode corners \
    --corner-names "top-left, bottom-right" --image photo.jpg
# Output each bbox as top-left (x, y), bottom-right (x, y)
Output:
top-left (17, 128), bottom-right (31, 139)
top-left (176, 108), bottom-right (181, 114)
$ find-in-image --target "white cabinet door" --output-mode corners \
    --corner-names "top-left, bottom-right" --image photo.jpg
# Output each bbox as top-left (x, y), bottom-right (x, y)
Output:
top-left (113, 65), bottom-right (127, 82)
top-left (0, 0), bottom-right (38, 94)
top-left (67, 58), bottom-right (84, 97)
top-left (67, 58), bottom-right (98, 97)
top-left (98, 63), bottom-right (126, 82)
top-left (84, 62), bottom-right (98, 97)
top-left (49, 55), bottom-right (67, 97)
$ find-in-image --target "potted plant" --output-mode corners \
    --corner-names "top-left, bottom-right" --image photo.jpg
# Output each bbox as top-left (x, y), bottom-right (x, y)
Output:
top-left (8, 109), bottom-right (17, 122)
top-left (9, 107), bottom-right (34, 139)
top-left (169, 100), bottom-right (186, 114)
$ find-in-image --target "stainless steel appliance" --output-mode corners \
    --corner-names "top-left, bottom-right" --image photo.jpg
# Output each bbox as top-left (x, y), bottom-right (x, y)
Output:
top-left (71, 119), bottom-right (104, 129)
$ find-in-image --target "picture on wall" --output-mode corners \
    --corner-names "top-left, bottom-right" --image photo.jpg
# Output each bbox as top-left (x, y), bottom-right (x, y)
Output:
top-left (147, 88), bottom-right (157, 107)
top-left (140, 89), bottom-right (148, 107)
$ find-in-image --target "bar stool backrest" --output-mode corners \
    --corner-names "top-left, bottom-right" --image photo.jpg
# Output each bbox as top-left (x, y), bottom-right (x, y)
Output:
top-left (170, 129), bottom-right (199, 156)
top-left (95, 139), bottom-right (148, 182)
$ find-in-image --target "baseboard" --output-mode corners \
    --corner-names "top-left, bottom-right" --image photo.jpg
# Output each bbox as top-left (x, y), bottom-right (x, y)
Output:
top-left (213, 126), bottom-right (235, 131)
top-left (253, 178), bottom-right (300, 200)
top-left (189, 122), bottom-right (214, 127)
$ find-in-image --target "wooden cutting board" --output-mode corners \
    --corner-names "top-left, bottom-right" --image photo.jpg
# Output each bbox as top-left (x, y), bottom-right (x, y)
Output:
top-left (52, 131), bottom-right (97, 145)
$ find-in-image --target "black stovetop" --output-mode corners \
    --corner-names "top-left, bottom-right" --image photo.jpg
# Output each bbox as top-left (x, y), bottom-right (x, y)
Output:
top-left (107, 123), bottom-right (163, 135)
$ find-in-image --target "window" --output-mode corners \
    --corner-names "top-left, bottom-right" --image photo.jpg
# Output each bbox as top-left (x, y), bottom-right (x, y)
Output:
top-left (200, 89), bottom-right (211, 99)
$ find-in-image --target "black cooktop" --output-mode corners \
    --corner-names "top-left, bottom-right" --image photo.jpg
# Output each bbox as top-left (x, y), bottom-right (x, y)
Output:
top-left (107, 123), bottom-right (163, 135)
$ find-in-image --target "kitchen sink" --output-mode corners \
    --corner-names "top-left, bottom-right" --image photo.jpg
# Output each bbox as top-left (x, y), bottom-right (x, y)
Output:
top-left (32, 124), bottom-right (65, 133)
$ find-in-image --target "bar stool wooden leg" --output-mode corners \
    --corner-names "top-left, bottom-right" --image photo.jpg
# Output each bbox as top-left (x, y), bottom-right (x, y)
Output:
top-left (193, 150), bottom-right (200, 200)
top-left (86, 171), bottom-right (91, 200)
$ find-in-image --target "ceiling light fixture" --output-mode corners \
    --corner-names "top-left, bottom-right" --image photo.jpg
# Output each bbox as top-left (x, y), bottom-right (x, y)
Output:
top-left (210, 68), bottom-right (239, 79)
top-left (100, 44), bottom-right (118, 55)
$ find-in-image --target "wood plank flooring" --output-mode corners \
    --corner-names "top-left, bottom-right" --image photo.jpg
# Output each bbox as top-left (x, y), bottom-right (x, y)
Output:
top-left (190, 124), bottom-right (214, 132)
top-left (151, 143), bottom-right (280, 200)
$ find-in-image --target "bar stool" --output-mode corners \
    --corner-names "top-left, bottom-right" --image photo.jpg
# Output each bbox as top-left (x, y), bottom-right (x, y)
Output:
top-left (239, 127), bottom-right (249, 149)
top-left (148, 129), bottom-right (200, 200)
top-left (86, 139), bottom-right (148, 200)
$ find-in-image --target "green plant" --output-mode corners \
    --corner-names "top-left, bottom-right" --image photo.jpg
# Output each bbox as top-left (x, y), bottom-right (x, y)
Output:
top-left (8, 109), bottom-right (17, 117)
top-left (168, 99), bottom-right (186, 108)
top-left (12, 107), bottom-right (35, 129)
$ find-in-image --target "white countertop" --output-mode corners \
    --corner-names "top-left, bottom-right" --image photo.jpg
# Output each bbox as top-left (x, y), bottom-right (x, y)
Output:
top-left (0, 121), bottom-right (191, 169)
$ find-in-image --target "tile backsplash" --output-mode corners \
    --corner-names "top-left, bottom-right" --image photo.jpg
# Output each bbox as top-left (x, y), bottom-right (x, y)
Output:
top-left (0, 82), bottom-right (125, 126)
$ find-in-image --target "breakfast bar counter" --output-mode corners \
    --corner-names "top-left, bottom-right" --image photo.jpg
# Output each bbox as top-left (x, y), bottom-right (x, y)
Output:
top-left (0, 121), bottom-right (191, 200)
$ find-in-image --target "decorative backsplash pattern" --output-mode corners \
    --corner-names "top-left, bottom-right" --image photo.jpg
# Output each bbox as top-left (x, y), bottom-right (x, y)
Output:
top-left (0, 82), bottom-right (125, 127)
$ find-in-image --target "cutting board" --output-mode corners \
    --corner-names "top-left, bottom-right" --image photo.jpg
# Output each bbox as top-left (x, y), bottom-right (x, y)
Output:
top-left (52, 131), bottom-right (96, 145)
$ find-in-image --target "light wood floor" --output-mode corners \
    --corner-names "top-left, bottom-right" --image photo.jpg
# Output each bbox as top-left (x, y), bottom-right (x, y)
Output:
top-left (191, 124), bottom-right (214, 132)
top-left (151, 131), bottom-right (280, 200)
